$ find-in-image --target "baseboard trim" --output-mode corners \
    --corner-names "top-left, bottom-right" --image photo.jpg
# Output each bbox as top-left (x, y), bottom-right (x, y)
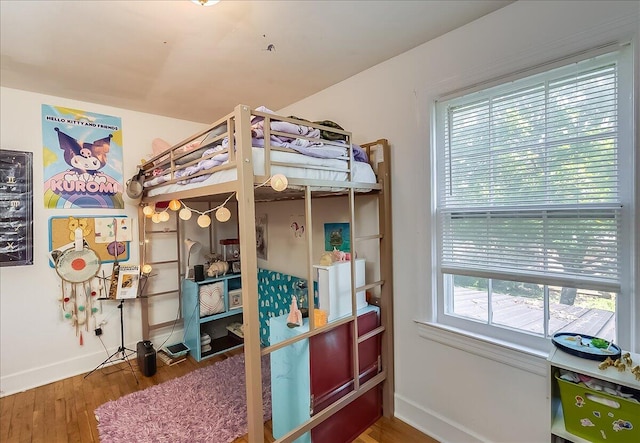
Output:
top-left (0, 331), bottom-right (178, 397)
top-left (395, 393), bottom-right (488, 443)
top-left (1, 351), bottom-right (108, 397)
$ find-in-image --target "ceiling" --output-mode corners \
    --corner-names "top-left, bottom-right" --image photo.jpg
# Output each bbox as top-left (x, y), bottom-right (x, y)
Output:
top-left (0, 0), bottom-right (512, 124)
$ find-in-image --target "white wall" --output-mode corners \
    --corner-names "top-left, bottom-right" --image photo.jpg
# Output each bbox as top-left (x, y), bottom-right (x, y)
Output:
top-left (280, 1), bottom-right (640, 442)
top-left (0, 87), bottom-right (207, 396)
top-left (252, 196), bottom-right (380, 281)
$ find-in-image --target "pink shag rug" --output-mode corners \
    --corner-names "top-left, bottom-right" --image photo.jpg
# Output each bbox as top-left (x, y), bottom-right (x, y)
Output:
top-left (95, 353), bottom-right (271, 443)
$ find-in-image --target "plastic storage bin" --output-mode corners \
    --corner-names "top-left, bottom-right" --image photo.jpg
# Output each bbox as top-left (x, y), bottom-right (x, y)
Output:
top-left (556, 374), bottom-right (639, 442)
top-left (220, 239), bottom-right (240, 261)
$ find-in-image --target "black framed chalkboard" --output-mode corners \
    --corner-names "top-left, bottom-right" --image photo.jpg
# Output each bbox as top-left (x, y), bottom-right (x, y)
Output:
top-left (0, 150), bottom-right (33, 267)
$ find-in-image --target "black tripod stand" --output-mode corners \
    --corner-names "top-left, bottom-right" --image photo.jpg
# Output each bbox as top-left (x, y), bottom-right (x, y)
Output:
top-left (85, 299), bottom-right (138, 383)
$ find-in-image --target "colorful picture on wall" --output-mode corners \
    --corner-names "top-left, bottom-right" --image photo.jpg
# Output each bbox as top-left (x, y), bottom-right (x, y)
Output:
top-left (324, 222), bottom-right (350, 252)
top-left (42, 105), bottom-right (124, 209)
top-left (0, 150), bottom-right (34, 267)
top-left (48, 216), bottom-right (130, 267)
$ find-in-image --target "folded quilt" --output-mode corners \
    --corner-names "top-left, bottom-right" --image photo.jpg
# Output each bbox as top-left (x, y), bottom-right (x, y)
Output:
top-left (250, 106), bottom-right (368, 162)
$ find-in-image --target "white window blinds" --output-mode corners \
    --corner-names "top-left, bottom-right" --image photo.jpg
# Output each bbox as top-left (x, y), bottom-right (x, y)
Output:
top-left (438, 55), bottom-right (621, 292)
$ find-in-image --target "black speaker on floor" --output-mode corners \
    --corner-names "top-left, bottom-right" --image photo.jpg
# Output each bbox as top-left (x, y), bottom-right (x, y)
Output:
top-left (136, 340), bottom-right (157, 377)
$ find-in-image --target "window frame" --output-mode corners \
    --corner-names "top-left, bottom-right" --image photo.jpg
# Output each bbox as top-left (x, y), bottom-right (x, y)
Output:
top-left (431, 45), bottom-right (636, 353)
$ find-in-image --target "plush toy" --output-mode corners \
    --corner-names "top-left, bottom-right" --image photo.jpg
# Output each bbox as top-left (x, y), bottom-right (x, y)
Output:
top-left (332, 247), bottom-right (346, 262)
top-left (152, 138), bottom-right (172, 153)
top-left (319, 252), bottom-right (333, 266)
top-left (151, 138), bottom-right (202, 161)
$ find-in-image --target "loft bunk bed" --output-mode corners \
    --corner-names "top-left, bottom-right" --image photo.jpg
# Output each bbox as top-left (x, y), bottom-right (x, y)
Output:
top-left (136, 104), bottom-right (393, 443)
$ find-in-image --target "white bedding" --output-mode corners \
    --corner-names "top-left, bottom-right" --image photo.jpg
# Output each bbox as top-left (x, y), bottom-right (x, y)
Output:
top-left (146, 147), bottom-right (376, 198)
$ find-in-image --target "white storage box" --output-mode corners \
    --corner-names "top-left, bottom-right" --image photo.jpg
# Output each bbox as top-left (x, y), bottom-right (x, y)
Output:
top-left (314, 259), bottom-right (367, 322)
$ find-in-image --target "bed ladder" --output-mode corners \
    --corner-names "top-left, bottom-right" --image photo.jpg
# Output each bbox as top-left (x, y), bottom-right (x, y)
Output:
top-left (139, 207), bottom-right (183, 340)
top-left (360, 138), bottom-right (394, 418)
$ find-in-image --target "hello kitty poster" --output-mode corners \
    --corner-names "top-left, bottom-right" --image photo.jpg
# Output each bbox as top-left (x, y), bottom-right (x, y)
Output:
top-left (42, 105), bottom-right (124, 209)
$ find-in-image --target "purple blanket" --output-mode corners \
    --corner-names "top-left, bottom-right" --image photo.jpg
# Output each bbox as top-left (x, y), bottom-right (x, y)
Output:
top-left (173, 140), bottom-right (367, 184)
top-left (149, 107), bottom-right (368, 185)
top-left (249, 106), bottom-right (368, 162)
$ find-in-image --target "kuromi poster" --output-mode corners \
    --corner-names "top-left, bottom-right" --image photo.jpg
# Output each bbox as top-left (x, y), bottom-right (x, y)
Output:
top-left (42, 105), bottom-right (124, 209)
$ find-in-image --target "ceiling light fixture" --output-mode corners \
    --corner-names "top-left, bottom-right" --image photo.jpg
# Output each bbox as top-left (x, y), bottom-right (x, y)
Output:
top-left (192, 0), bottom-right (220, 6)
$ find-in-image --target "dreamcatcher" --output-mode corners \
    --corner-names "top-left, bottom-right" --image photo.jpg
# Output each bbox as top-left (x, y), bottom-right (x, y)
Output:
top-left (54, 229), bottom-right (104, 344)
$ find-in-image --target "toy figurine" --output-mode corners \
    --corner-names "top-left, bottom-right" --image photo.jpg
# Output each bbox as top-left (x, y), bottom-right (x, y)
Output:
top-left (207, 260), bottom-right (229, 277)
top-left (286, 295), bottom-right (303, 328)
top-left (631, 365), bottom-right (640, 381)
top-left (599, 357), bottom-right (614, 370)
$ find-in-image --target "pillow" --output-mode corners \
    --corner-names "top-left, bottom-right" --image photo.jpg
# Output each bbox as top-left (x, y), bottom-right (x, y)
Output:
top-left (151, 138), bottom-right (204, 166)
top-left (174, 147), bottom-right (207, 165)
top-left (199, 282), bottom-right (224, 317)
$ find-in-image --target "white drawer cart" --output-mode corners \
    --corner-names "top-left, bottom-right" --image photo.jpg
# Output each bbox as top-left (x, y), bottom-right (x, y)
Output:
top-left (314, 259), bottom-right (366, 322)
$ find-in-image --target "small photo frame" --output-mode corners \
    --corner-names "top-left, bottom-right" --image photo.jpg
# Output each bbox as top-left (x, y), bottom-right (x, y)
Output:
top-left (229, 289), bottom-right (242, 310)
top-left (324, 222), bottom-right (350, 252)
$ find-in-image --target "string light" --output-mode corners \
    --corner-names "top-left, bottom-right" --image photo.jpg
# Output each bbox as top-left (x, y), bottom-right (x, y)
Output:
top-left (169, 199), bottom-right (181, 211)
top-left (179, 208), bottom-right (192, 220)
top-left (142, 205), bottom-right (155, 217)
top-left (270, 173), bottom-right (288, 192)
top-left (159, 211), bottom-right (170, 222)
top-left (215, 206), bottom-right (231, 222)
top-left (197, 214), bottom-right (212, 228)
top-left (140, 174), bottom-right (288, 227)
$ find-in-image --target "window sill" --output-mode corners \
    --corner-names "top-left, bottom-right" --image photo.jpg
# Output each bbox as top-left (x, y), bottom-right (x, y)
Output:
top-left (415, 320), bottom-right (550, 377)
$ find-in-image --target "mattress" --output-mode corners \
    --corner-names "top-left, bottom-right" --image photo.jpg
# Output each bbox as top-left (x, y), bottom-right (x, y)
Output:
top-left (145, 147), bottom-right (377, 198)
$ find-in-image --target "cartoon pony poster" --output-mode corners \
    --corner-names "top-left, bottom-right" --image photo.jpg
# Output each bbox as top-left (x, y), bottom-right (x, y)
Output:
top-left (42, 105), bottom-right (124, 209)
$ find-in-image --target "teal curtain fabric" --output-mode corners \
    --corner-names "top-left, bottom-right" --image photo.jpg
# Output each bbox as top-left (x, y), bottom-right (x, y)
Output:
top-left (257, 268), bottom-right (318, 346)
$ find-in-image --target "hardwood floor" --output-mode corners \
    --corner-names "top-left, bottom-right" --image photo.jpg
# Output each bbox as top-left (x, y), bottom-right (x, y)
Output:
top-left (0, 351), bottom-right (437, 443)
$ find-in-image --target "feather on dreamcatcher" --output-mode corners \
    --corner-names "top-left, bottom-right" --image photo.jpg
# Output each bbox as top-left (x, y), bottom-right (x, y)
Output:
top-left (54, 227), bottom-right (104, 344)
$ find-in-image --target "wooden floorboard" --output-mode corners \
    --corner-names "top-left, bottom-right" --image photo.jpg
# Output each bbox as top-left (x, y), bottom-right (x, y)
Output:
top-left (0, 351), bottom-right (436, 443)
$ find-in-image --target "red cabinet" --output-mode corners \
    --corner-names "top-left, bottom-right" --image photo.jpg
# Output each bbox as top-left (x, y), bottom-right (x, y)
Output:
top-left (270, 306), bottom-right (382, 443)
top-left (310, 309), bottom-right (382, 443)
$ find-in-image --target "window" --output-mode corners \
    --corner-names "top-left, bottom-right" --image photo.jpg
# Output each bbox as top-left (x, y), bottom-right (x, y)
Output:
top-left (433, 47), bottom-right (634, 351)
